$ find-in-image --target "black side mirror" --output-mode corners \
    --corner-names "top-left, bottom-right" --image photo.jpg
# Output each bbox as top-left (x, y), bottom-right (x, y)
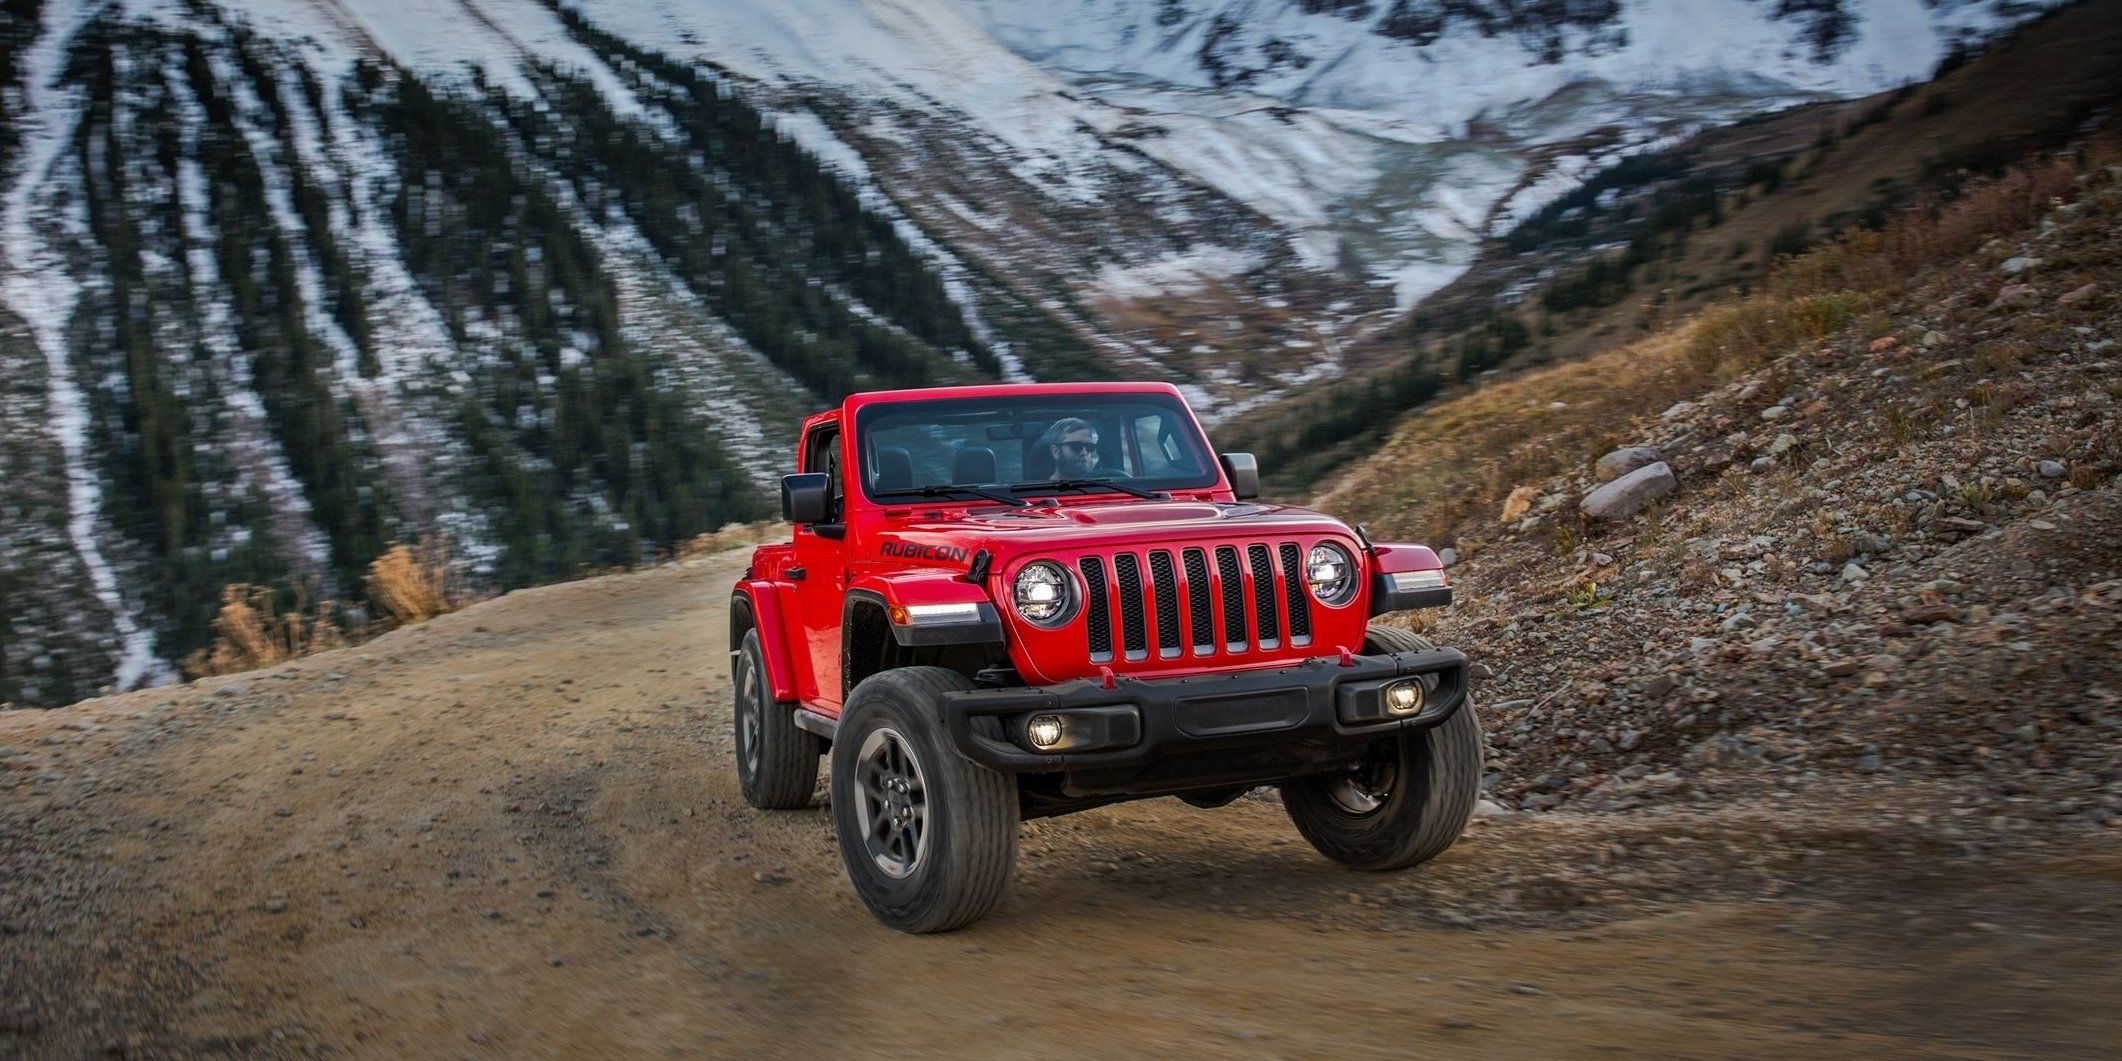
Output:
top-left (782, 473), bottom-right (832, 524)
top-left (1219, 453), bottom-right (1260, 501)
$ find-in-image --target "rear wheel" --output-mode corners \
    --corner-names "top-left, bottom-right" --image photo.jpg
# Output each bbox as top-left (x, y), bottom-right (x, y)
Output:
top-left (831, 667), bottom-right (1018, 933)
top-left (733, 629), bottom-right (821, 809)
top-left (1280, 625), bottom-right (1483, 870)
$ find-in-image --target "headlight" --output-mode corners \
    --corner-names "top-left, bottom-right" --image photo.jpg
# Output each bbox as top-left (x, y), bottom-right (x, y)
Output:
top-left (1305, 542), bottom-right (1358, 606)
top-left (1013, 561), bottom-right (1075, 625)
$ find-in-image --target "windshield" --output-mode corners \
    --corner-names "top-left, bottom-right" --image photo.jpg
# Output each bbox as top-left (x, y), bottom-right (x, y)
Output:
top-left (855, 392), bottom-right (1220, 501)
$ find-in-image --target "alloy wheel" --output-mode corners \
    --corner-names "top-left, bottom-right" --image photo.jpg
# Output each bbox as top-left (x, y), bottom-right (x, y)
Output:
top-left (854, 726), bottom-right (931, 878)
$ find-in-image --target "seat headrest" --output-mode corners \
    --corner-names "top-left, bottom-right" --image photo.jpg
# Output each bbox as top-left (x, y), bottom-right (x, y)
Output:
top-left (1021, 438), bottom-right (1054, 481)
top-left (874, 446), bottom-right (914, 492)
top-left (951, 446), bottom-right (998, 485)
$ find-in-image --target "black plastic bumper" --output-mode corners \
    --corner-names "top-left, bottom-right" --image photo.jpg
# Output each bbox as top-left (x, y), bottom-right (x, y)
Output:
top-left (941, 646), bottom-right (1469, 786)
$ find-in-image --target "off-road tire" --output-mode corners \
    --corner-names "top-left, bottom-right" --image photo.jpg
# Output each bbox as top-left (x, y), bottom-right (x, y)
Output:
top-left (831, 667), bottom-right (1018, 933)
top-left (1280, 624), bottom-right (1483, 871)
top-left (733, 628), bottom-right (822, 810)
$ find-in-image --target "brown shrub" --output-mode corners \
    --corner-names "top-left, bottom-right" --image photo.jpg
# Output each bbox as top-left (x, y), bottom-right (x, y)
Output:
top-left (183, 583), bottom-right (345, 679)
top-left (365, 537), bottom-right (465, 627)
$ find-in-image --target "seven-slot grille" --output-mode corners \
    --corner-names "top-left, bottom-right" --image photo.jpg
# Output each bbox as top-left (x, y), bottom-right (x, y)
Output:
top-left (1077, 542), bottom-right (1319, 663)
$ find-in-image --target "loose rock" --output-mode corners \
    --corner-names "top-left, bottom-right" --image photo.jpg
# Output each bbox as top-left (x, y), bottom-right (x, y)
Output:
top-left (1594, 446), bottom-right (1663, 483)
top-left (1990, 284), bottom-right (2039, 310)
top-left (1580, 463), bottom-right (1677, 522)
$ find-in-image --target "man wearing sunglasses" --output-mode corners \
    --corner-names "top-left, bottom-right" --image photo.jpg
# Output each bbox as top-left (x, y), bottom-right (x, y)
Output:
top-left (1040, 417), bottom-right (1106, 480)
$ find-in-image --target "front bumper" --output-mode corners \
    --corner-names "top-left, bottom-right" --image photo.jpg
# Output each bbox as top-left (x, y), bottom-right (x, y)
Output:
top-left (941, 646), bottom-right (1468, 794)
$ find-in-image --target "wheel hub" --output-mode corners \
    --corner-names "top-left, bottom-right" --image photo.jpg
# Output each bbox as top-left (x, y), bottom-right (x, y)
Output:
top-left (854, 727), bottom-right (930, 879)
top-left (1326, 748), bottom-right (1397, 816)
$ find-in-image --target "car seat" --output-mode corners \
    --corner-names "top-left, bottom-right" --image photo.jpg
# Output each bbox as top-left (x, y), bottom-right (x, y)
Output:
top-left (1020, 438), bottom-right (1054, 481)
top-left (875, 446), bottom-right (914, 492)
top-left (951, 446), bottom-right (998, 485)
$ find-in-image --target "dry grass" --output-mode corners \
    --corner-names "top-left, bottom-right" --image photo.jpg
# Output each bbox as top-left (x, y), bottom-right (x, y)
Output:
top-left (364, 537), bottom-right (467, 627)
top-left (1772, 156), bottom-right (2086, 299)
top-left (1684, 290), bottom-right (1871, 377)
top-left (183, 584), bottom-right (347, 679)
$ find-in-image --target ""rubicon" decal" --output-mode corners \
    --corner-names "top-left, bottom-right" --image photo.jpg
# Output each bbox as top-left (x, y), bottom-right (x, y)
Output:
top-left (878, 541), bottom-right (972, 564)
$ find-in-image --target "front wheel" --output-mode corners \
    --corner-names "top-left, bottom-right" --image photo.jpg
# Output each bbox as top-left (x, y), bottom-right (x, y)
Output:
top-left (831, 667), bottom-right (1018, 933)
top-left (1280, 626), bottom-right (1483, 870)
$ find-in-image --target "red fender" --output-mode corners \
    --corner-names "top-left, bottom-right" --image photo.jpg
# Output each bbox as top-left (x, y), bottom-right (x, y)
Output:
top-left (1369, 542), bottom-right (1444, 574)
top-left (733, 581), bottom-right (802, 703)
top-left (846, 567), bottom-right (995, 611)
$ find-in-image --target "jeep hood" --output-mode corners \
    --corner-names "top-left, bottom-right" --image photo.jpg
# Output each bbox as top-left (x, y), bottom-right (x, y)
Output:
top-left (876, 499), bottom-right (1354, 554)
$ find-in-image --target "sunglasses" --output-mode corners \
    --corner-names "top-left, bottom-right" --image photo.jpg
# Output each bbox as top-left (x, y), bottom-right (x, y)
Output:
top-left (1057, 441), bottom-right (1099, 453)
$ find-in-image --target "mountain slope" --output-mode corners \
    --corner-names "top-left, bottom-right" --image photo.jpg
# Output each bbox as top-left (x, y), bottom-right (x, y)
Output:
top-left (1225, 0), bottom-right (2122, 493)
top-left (0, 0), bottom-right (2057, 703)
top-left (556, 0), bottom-right (2053, 403)
top-left (0, 0), bottom-right (1072, 704)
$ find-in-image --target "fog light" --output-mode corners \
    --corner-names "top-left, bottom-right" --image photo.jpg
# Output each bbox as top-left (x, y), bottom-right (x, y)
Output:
top-left (1026, 715), bottom-right (1065, 749)
top-left (1384, 680), bottom-right (1424, 716)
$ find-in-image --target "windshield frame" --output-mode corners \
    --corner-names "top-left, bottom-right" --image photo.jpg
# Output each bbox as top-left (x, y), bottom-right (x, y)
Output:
top-left (851, 390), bottom-right (1223, 505)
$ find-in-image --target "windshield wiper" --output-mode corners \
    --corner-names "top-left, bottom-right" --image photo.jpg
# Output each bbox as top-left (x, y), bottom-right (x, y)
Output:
top-left (873, 484), bottom-right (1030, 508)
top-left (1011, 477), bottom-right (1164, 501)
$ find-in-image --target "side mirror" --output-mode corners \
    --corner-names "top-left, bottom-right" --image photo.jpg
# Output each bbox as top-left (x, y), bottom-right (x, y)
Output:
top-left (1219, 452), bottom-right (1260, 501)
top-left (781, 473), bottom-right (832, 524)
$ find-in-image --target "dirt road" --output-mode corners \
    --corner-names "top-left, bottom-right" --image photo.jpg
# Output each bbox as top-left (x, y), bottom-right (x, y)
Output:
top-left (5, 549), bottom-right (2120, 1057)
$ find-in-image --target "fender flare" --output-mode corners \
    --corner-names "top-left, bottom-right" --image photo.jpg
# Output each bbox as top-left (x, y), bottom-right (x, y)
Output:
top-left (1366, 542), bottom-right (1453, 614)
top-left (845, 571), bottom-right (1006, 647)
top-left (731, 582), bottom-right (802, 703)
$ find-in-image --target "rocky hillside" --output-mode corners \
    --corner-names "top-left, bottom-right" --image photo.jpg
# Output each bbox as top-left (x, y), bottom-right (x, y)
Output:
top-left (1324, 140), bottom-right (2120, 838)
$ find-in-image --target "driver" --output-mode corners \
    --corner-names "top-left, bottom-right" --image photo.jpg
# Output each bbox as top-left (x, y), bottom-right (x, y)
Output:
top-left (1040, 417), bottom-right (1102, 480)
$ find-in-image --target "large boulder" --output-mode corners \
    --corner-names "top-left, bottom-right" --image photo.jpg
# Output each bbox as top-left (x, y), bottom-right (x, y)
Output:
top-left (1580, 462), bottom-right (1677, 522)
top-left (1594, 446), bottom-right (1663, 483)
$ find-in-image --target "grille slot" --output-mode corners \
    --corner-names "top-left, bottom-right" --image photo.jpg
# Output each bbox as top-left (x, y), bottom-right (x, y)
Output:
top-left (1247, 544), bottom-right (1281, 650)
top-left (1078, 556), bottom-right (1112, 663)
top-left (1215, 546), bottom-right (1247, 651)
top-left (1148, 550), bottom-right (1182, 659)
top-left (1182, 547), bottom-right (1214, 655)
top-left (1279, 542), bottom-right (1312, 646)
top-left (1113, 552), bottom-right (1148, 661)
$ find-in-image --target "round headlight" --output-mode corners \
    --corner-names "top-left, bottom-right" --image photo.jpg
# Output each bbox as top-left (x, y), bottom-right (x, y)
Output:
top-left (1305, 542), bottom-right (1358, 606)
top-left (1013, 561), bottom-right (1075, 626)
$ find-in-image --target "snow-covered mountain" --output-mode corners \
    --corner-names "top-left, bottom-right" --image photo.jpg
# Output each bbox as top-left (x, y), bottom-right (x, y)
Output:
top-left (602, 0), bottom-right (2037, 307)
top-left (0, 0), bottom-right (2048, 703)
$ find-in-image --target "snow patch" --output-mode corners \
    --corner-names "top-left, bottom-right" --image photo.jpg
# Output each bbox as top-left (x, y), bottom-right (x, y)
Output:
top-left (1, 0), bottom-right (169, 688)
top-left (1093, 245), bottom-right (1262, 301)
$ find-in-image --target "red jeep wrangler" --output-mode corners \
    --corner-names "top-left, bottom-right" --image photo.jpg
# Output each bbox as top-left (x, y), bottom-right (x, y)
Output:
top-left (730, 382), bottom-right (1479, 932)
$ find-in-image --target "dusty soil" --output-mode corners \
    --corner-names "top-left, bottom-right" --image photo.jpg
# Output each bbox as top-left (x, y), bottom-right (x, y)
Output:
top-left (5, 548), bottom-right (2121, 1058)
